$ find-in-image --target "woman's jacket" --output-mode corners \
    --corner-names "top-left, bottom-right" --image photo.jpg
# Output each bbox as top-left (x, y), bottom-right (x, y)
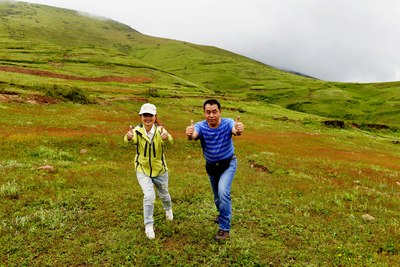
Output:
top-left (124, 124), bottom-right (173, 178)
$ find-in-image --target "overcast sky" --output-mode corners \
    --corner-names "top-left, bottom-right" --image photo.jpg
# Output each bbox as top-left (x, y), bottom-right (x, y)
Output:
top-left (12, 0), bottom-right (400, 82)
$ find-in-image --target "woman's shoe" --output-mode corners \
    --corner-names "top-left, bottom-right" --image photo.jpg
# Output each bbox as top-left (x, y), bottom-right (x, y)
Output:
top-left (145, 224), bottom-right (155, 239)
top-left (166, 209), bottom-right (173, 221)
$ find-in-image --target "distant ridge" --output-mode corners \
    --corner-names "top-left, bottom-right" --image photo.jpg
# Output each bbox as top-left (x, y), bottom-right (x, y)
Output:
top-left (280, 68), bottom-right (318, 80)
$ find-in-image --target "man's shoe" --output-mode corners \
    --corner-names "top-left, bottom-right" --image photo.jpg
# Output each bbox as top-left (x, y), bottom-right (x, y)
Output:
top-left (166, 209), bottom-right (173, 221)
top-left (215, 229), bottom-right (229, 240)
top-left (145, 224), bottom-right (155, 239)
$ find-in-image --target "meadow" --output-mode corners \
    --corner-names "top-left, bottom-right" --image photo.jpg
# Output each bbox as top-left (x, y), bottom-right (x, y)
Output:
top-left (1, 2), bottom-right (400, 266)
top-left (1, 96), bottom-right (399, 266)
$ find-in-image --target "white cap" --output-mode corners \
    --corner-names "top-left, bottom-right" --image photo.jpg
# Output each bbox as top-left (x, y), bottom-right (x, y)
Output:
top-left (139, 103), bottom-right (157, 115)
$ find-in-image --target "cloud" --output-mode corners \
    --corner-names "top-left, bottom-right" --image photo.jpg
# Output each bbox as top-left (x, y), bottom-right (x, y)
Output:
top-left (229, 0), bottom-right (400, 82)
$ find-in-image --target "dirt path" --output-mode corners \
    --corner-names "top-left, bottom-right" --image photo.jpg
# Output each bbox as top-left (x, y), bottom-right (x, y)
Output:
top-left (0, 66), bottom-right (152, 83)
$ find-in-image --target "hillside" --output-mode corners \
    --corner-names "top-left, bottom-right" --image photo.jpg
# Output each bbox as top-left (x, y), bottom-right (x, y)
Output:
top-left (1, 2), bottom-right (400, 266)
top-left (0, 1), bottom-right (399, 129)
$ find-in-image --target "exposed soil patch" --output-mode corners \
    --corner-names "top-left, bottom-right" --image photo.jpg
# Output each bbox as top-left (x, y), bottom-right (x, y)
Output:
top-left (0, 92), bottom-right (59, 105)
top-left (2, 125), bottom-right (119, 138)
top-left (248, 160), bottom-right (271, 173)
top-left (0, 66), bottom-right (152, 83)
top-left (243, 130), bottom-right (400, 171)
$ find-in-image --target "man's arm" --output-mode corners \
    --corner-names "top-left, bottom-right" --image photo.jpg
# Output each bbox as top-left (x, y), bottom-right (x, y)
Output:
top-left (232, 116), bottom-right (244, 136)
top-left (186, 120), bottom-right (199, 140)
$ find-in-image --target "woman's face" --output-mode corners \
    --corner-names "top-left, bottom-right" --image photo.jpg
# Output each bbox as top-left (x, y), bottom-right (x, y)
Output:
top-left (141, 113), bottom-right (156, 128)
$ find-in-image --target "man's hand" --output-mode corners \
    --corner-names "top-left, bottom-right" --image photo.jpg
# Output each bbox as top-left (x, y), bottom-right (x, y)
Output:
top-left (160, 126), bottom-right (169, 141)
top-left (126, 125), bottom-right (134, 141)
top-left (186, 120), bottom-right (195, 140)
top-left (234, 116), bottom-right (244, 136)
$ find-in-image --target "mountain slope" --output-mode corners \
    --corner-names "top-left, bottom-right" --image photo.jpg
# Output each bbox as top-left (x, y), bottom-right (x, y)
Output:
top-left (0, 1), bottom-right (399, 128)
top-left (0, 1), bottom-right (323, 90)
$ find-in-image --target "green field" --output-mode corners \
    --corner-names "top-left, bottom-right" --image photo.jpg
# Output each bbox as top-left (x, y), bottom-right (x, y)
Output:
top-left (1, 2), bottom-right (400, 266)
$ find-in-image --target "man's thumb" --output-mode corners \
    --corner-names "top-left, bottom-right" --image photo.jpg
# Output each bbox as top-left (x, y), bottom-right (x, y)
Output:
top-left (160, 126), bottom-right (164, 133)
top-left (129, 125), bottom-right (133, 130)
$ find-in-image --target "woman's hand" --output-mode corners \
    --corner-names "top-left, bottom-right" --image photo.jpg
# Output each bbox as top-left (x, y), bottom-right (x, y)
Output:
top-left (160, 126), bottom-right (169, 140)
top-left (126, 125), bottom-right (134, 141)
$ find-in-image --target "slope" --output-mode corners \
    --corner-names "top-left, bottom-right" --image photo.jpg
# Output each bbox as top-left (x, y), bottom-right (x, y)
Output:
top-left (0, 1), bottom-right (399, 128)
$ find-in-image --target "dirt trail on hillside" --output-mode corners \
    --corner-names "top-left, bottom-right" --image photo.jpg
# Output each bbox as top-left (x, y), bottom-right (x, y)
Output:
top-left (0, 66), bottom-right (152, 83)
top-left (0, 92), bottom-right (59, 104)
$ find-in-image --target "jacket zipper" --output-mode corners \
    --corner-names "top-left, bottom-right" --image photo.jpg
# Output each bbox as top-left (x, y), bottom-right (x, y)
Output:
top-left (148, 130), bottom-right (155, 177)
top-left (149, 143), bottom-right (152, 177)
top-left (141, 127), bottom-right (163, 178)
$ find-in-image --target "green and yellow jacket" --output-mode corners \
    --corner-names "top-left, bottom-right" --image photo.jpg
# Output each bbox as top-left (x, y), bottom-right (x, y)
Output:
top-left (124, 124), bottom-right (173, 178)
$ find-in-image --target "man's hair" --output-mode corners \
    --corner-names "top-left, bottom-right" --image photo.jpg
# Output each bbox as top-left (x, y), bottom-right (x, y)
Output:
top-left (203, 99), bottom-right (221, 111)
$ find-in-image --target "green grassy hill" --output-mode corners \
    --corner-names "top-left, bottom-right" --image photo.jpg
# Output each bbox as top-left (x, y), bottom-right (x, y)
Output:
top-left (1, 2), bottom-right (400, 266)
top-left (1, 1), bottom-right (399, 129)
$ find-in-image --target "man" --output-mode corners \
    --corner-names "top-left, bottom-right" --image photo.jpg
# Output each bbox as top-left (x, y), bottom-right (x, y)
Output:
top-left (186, 99), bottom-right (244, 240)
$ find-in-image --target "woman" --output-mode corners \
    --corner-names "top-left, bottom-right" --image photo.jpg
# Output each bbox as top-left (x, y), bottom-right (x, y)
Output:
top-left (124, 103), bottom-right (173, 239)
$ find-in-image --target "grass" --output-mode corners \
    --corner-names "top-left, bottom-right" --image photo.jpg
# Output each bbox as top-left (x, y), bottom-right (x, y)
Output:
top-left (1, 98), bottom-right (399, 266)
top-left (1, 2), bottom-right (400, 266)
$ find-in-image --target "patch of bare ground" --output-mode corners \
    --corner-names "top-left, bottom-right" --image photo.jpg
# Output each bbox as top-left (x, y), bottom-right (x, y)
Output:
top-left (248, 159), bottom-right (271, 173)
top-left (244, 131), bottom-right (400, 172)
top-left (0, 92), bottom-right (58, 105)
top-left (0, 66), bottom-right (152, 83)
top-left (1, 125), bottom-right (122, 137)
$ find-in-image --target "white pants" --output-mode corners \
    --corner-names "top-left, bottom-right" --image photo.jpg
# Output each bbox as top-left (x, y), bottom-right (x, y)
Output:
top-left (137, 172), bottom-right (172, 226)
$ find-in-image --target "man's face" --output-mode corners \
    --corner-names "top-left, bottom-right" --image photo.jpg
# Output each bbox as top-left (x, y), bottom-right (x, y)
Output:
top-left (204, 104), bottom-right (221, 127)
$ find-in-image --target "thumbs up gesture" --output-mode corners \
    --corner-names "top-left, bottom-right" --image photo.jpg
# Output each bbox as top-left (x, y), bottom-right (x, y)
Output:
top-left (234, 116), bottom-right (244, 136)
top-left (126, 125), bottom-right (134, 141)
top-left (159, 126), bottom-right (169, 141)
top-left (186, 119), bottom-right (195, 139)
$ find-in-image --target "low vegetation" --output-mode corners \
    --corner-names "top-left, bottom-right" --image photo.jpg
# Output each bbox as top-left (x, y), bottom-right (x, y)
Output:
top-left (1, 97), bottom-right (399, 266)
top-left (1, 2), bottom-right (399, 266)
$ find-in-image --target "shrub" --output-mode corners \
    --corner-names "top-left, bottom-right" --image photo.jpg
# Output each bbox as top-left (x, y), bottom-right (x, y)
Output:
top-left (31, 146), bottom-right (74, 161)
top-left (44, 85), bottom-right (94, 104)
top-left (143, 88), bottom-right (160, 98)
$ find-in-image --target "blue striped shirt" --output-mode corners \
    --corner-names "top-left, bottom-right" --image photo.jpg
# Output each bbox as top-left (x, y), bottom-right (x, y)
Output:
top-left (195, 118), bottom-right (235, 163)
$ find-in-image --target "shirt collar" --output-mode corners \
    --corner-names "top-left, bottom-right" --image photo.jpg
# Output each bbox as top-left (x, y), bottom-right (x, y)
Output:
top-left (146, 125), bottom-right (155, 140)
top-left (147, 125), bottom-right (155, 135)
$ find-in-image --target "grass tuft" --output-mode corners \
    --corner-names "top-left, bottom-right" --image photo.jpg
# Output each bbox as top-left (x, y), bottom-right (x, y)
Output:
top-left (1, 180), bottom-right (19, 199)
